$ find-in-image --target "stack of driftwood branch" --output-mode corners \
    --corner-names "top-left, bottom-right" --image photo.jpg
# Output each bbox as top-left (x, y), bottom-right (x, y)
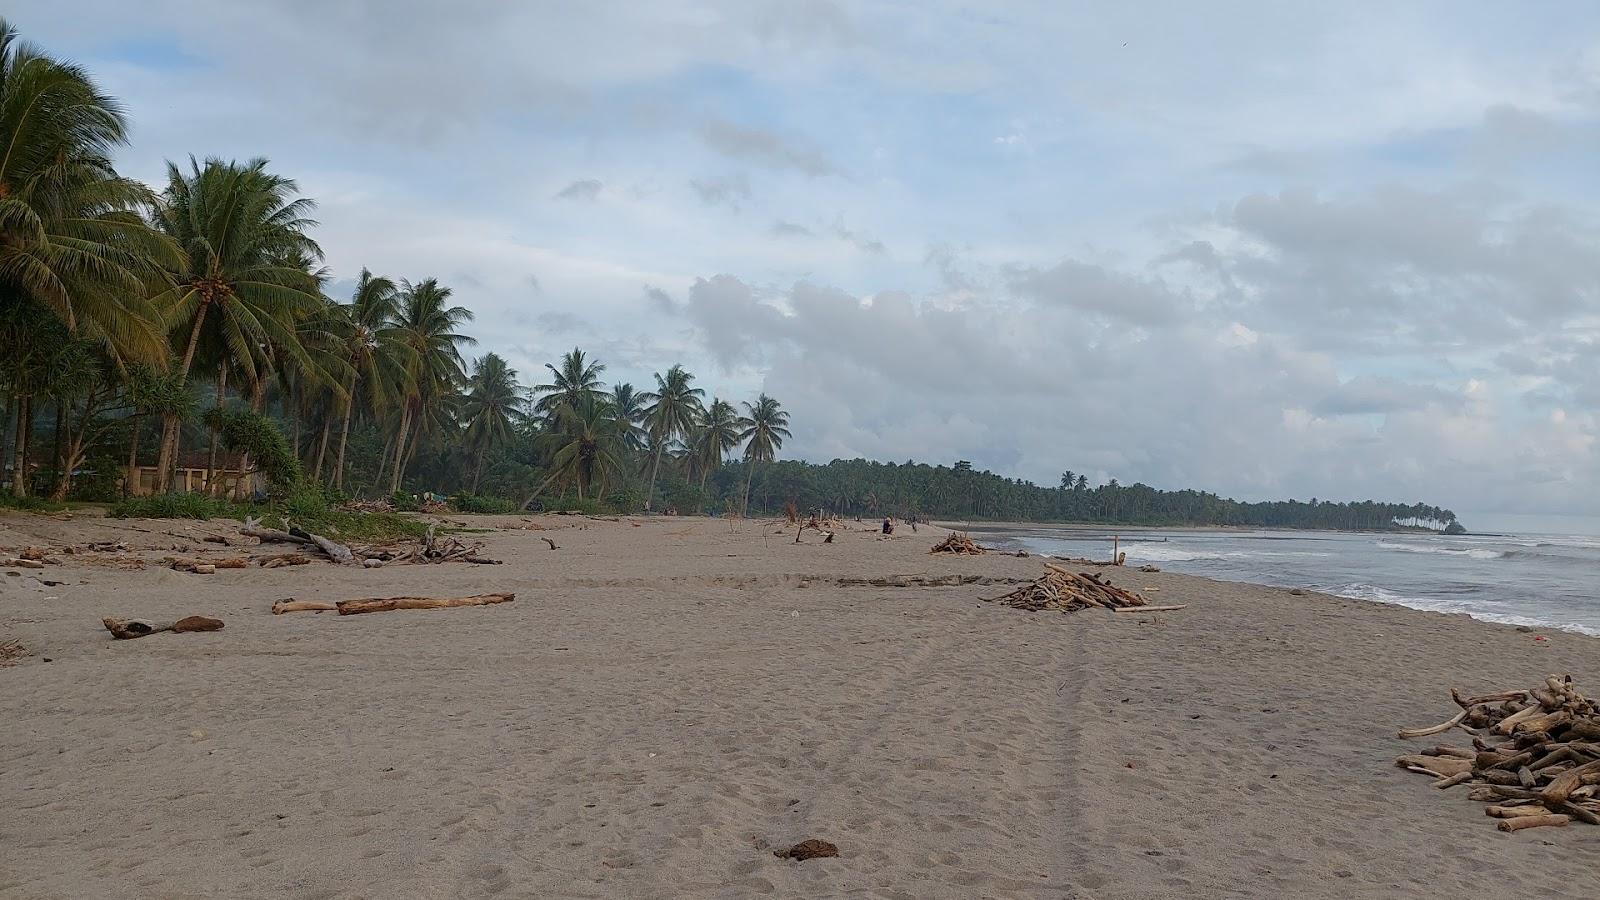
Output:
top-left (930, 533), bottom-right (985, 555)
top-left (982, 562), bottom-right (1171, 612)
top-left (238, 519), bottom-right (500, 567)
top-left (1396, 674), bottom-right (1600, 832)
top-left (272, 592), bottom-right (515, 616)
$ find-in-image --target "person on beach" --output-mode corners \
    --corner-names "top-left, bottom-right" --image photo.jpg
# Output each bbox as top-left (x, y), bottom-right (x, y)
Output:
top-left (882, 517), bottom-right (894, 535)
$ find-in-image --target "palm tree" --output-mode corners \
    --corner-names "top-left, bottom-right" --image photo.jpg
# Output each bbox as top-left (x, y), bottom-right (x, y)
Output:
top-left (0, 19), bottom-right (177, 365)
top-left (609, 383), bottom-right (648, 453)
top-left (331, 269), bottom-right (407, 491)
top-left (533, 347), bottom-right (604, 421)
top-left (462, 352), bottom-right (523, 493)
top-left (386, 278), bottom-right (473, 493)
top-left (640, 364), bottom-right (703, 510)
top-left (523, 395), bottom-right (626, 504)
top-left (148, 157), bottom-right (323, 491)
top-left (689, 397), bottom-right (740, 490)
top-left (737, 393), bottom-right (791, 515)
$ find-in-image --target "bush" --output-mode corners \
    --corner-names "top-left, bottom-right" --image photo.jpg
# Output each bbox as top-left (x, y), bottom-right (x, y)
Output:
top-left (451, 494), bottom-right (517, 514)
top-left (202, 407), bottom-right (301, 489)
top-left (284, 483), bottom-right (332, 521)
top-left (110, 493), bottom-right (236, 520)
top-left (389, 490), bottom-right (419, 512)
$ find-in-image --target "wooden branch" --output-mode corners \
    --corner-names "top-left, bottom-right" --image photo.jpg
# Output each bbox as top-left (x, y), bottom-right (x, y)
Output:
top-left (1112, 604), bottom-right (1188, 613)
top-left (1398, 709), bottom-right (1468, 739)
top-left (103, 615), bottom-right (224, 639)
top-left (336, 593), bottom-right (516, 615)
top-left (541, 537), bottom-right (558, 550)
top-left (270, 600), bottom-right (338, 614)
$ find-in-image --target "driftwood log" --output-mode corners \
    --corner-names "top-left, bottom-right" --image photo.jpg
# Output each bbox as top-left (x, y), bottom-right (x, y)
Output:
top-left (930, 533), bottom-right (985, 555)
top-left (271, 593), bottom-right (515, 616)
top-left (241, 518), bottom-right (358, 566)
top-left (1396, 674), bottom-right (1600, 831)
top-left (103, 615), bottom-right (224, 639)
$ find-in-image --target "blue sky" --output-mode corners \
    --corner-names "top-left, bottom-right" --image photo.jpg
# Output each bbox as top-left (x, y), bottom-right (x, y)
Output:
top-left (16, 1), bottom-right (1600, 522)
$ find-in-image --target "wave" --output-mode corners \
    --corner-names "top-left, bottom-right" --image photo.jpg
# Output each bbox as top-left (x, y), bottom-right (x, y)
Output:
top-left (1332, 582), bottom-right (1600, 636)
top-left (1375, 541), bottom-right (1503, 560)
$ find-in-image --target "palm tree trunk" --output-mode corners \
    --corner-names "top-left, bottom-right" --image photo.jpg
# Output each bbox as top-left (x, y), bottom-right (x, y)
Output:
top-left (312, 418), bottom-right (331, 482)
top-left (10, 396), bottom-right (31, 496)
top-left (471, 445), bottom-right (485, 494)
top-left (157, 305), bottom-right (208, 493)
top-left (742, 459), bottom-right (756, 517)
top-left (388, 405), bottom-right (413, 494)
top-left (124, 409), bottom-right (142, 496)
top-left (646, 443), bottom-right (664, 511)
top-left (333, 374), bottom-right (357, 492)
top-left (205, 365), bottom-right (226, 495)
top-left (49, 400), bottom-right (65, 497)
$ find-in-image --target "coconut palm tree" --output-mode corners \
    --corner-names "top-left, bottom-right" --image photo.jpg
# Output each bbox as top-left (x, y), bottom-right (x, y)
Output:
top-left (737, 393), bottom-right (790, 515)
top-left (386, 278), bottom-right (473, 493)
top-left (689, 397), bottom-right (740, 490)
top-left (331, 269), bottom-right (407, 491)
top-left (640, 364), bottom-right (703, 510)
top-left (609, 382), bottom-right (648, 454)
top-left (148, 157), bottom-right (323, 491)
top-left (462, 352), bottom-right (523, 493)
top-left (533, 347), bottom-right (605, 421)
top-left (0, 19), bottom-right (177, 364)
top-left (523, 395), bottom-right (626, 504)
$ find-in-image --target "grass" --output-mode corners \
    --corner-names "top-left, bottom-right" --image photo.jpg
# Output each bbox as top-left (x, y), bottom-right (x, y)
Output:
top-left (0, 490), bottom-right (69, 513)
top-left (108, 488), bottom-right (427, 542)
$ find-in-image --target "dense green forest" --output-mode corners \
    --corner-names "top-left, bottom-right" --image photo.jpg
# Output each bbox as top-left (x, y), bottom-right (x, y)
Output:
top-left (0, 19), bottom-right (1459, 534)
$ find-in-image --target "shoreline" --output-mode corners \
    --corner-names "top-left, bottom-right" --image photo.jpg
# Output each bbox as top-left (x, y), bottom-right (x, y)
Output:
top-left (3, 512), bottom-right (1597, 898)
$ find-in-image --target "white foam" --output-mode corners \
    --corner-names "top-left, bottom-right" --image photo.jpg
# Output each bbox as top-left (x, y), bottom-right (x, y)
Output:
top-left (1375, 541), bottom-right (1502, 560)
top-left (1332, 582), bottom-right (1600, 636)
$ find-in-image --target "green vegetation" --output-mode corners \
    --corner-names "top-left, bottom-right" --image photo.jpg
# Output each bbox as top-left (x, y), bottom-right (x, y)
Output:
top-left (109, 493), bottom-right (237, 520)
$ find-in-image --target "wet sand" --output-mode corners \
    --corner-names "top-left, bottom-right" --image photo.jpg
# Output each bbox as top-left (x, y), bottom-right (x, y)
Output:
top-left (2, 512), bottom-right (1597, 898)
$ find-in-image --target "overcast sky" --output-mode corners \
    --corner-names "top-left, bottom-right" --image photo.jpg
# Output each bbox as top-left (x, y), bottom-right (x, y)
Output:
top-left (18, 2), bottom-right (1600, 526)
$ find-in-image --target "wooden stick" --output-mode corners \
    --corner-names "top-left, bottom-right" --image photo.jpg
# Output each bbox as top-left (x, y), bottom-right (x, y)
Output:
top-left (102, 616), bottom-right (224, 639)
top-left (1399, 709), bottom-right (1468, 739)
top-left (336, 593), bottom-right (515, 616)
top-left (1487, 804), bottom-right (1557, 818)
top-left (270, 600), bottom-right (338, 615)
top-left (1112, 604), bottom-right (1188, 613)
top-left (1497, 814), bottom-right (1569, 832)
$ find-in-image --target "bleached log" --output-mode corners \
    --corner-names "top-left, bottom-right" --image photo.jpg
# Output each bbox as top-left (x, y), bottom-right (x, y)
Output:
top-left (1497, 814), bottom-right (1569, 832)
top-left (1113, 604), bottom-right (1188, 613)
top-left (336, 593), bottom-right (515, 615)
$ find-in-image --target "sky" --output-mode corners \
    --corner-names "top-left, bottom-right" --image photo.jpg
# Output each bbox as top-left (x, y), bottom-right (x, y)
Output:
top-left (16, 2), bottom-right (1600, 527)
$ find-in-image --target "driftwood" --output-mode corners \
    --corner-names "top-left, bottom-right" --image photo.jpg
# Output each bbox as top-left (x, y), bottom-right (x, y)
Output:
top-left (541, 537), bottom-right (558, 550)
top-left (1397, 674), bottom-right (1600, 831)
top-left (103, 615), bottom-right (224, 639)
top-left (2, 558), bottom-right (46, 569)
top-left (240, 517), bottom-right (358, 566)
top-left (981, 562), bottom-right (1148, 613)
top-left (258, 553), bottom-right (312, 568)
top-left (930, 533), bottom-right (985, 555)
top-left (271, 593), bottom-right (515, 616)
top-left (1112, 604), bottom-right (1188, 613)
top-left (164, 556), bottom-right (248, 573)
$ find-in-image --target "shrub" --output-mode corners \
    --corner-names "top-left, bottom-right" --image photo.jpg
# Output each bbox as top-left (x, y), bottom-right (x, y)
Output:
top-left (110, 493), bottom-right (236, 520)
top-left (389, 490), bottom-right (419, 512)
top-left (202, 407), bottom-right (301, 489)
top-left (451, 494), bottom-right (517, 514)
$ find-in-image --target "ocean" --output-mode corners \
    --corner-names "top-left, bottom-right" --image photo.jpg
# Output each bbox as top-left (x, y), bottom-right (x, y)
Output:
top-left (965, 525), bottom-right (1600, 635)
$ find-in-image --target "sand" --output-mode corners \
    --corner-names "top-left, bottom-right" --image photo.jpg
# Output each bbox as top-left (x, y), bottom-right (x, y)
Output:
top-left (2, 511), bottom-right (1598, 898)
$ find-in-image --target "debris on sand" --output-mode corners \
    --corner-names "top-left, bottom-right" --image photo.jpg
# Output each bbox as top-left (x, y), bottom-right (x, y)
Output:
top-left (1395, 674), bottom-right (1600, 831)
top-left (930, 533), bottom-right (985, 555)
top-left (982, 563), bottom-right (1148, 612)
top-left (775, 839), bottom-right (839, 861)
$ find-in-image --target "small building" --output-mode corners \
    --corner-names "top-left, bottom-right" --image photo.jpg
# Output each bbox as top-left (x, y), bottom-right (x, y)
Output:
top-left (124, 452), bottom-right (246, 496)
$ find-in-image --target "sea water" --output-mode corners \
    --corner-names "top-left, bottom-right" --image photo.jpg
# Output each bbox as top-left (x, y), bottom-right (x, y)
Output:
top-left (966, 526), bottom-right (1600, 635)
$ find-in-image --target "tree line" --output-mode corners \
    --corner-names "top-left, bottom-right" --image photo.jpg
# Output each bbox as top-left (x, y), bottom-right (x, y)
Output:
top-left (0, 19), bottom-right (789, 512)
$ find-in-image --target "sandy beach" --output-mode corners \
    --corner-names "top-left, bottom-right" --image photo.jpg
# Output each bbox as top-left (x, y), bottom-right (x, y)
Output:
top-left (3, 511), bottom-right (1598, 899)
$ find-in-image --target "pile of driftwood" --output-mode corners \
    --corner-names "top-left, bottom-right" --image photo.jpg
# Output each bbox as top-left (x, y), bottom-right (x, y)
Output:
top-left (1396, 674), bottom-right (1600, 831)
top-left (341, 498), bottom-right (395, 513)
top-left (238, 519), bottom-right (500, 567)
top-left (982, 562), bottom-right (1175, 613)
top-left (930, 533), bottom-right (985, 555)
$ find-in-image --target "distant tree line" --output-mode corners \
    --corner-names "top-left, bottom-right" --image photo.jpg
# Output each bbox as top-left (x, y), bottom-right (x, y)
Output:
top-left (737, 458), bottom-right (1460, 532)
